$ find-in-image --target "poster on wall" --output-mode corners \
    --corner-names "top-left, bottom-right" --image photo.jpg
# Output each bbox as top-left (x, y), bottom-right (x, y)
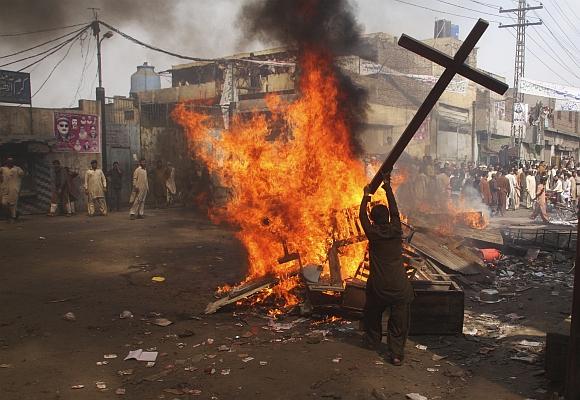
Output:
top-left (513, 103), bottom-right (529, 128)
top-left (53, 112), bottom-right (100, 153)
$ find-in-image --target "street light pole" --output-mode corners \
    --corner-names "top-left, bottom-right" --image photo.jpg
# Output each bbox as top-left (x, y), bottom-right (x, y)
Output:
top-left (90, 9), bottom-right (109, 171)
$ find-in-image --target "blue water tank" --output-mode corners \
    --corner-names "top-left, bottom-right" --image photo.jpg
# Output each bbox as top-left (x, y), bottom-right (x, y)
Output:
top-left (130, 62), bottom-right (161, 95)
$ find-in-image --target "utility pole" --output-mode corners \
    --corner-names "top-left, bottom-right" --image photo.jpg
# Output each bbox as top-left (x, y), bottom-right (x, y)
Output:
top-left (499, 1), bottom-right (542, 158)
top-left (89, 7), bottom-right (109, 170)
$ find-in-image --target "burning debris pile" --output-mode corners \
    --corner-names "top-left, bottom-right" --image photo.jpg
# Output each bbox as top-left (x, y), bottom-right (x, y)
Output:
top-left (173, 0), bottom-right (496, 318)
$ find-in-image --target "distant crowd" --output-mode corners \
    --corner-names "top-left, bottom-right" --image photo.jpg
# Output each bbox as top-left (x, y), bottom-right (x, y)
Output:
top-left (365, 155), bottom-right (579, 224)
top-left (0, 157), bottom-right (178, 223)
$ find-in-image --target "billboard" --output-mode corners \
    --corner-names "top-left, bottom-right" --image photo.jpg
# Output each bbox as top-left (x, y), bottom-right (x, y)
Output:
top-left (53, 112), bottom-right (100, 153)
top-left (0, 70), bottom-right (31, 104)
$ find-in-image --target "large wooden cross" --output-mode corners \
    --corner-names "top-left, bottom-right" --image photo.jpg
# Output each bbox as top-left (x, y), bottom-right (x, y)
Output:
top-left (368, 18), bottom-right (509, 193)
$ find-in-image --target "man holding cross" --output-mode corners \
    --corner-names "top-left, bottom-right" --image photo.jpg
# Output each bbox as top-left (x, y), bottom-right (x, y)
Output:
top-left (359, 18), bottom-right (508, 365)
top-left (360, 173), bottom-right (414, 365)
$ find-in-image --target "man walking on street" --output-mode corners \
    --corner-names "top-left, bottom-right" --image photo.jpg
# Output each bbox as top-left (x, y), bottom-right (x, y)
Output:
top-left (496, 171), bottom-right (509, 217)
top-left (360, 173), bottom-right (414, 366)
top-left (130, 158), bottom-right (148, 220)
top-left (84, 160), bottom-right (107, 216)
top-left (0, 157), bottom-right (25, 223)
top-left (108, 161), bottom-right (123, 212)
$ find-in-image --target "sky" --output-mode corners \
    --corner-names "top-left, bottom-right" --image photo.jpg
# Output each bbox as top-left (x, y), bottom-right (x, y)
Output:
top-left (1, 0), bottom-right (578, 108)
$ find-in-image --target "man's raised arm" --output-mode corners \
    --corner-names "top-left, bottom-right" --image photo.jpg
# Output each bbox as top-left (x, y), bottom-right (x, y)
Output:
top-left (382, 174), bottom-right (401, 227)
top-left (359, 185), bottom-right (372, 235)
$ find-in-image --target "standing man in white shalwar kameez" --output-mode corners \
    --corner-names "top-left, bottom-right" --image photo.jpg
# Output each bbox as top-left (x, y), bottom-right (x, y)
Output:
top-left (0, 157), bottom-right (25, 223)
top-left (84, 160), bottom-right (108, 216)
top-left (130, 158), bottom-right (149, 220)
top-left (505, 169), bottom-right (517, 210)
top-left (525, 170), bottom-right (536, 209)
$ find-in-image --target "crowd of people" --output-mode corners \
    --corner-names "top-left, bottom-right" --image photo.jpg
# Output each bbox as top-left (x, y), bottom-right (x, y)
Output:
top-left (0, 156), bottom-right (178, 223)
top-left (366, 155), bottom-right (579, 224)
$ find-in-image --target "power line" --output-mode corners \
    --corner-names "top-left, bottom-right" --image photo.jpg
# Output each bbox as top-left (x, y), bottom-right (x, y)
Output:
top-left (391, 0), bottom-right (504, 23)
top-left (542, 6), bottom-right (580, 56)
top-left (0, 25), bottom-right (90, 60)
top-left (17, 28), bottom-right (87, 72)
top-left (465, 0), bottom-right (502, 10)
top-left (429, 0), bottom-right (521, 19)
top-left (560, 0), bottom-right (580, 26)
top-left (0, 26), bottom-right (89, 69)
top-left (31, 34), bottom-right (80, 98)
top-left (98, 20), bottom-right (217, 63)
top-left (503, 27), bottom-right (572, 86)
top-left (69, 33), bottom-right (93, 107)
top-left (547, 0), bottom-right (580, 37)
top-left (0, 22), bottom-right (89, 37)
top-left (526, 27), bottom-right (580, 81)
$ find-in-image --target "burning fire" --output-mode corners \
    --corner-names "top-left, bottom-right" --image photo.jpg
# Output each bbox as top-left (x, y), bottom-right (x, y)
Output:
top-left (173, 48), bottom-right (373, 294)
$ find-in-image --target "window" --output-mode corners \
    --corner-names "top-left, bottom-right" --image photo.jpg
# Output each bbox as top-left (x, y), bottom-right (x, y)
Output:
top-left (557, 111), bottom-right (561, 119)
top-left (124, 110), bottom-right (135, 121)
top-left (569, 112), bottom-right (573, 122)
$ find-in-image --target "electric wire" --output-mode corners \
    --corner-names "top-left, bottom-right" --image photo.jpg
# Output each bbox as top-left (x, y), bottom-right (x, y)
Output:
top-left (0, 26), bottom-right (89, 70)
top-left (503, 27), bottom-right (573, 86)
top-left (16, 27), bottom-right (89, 72)
top-left (560, 0), bottom-right (580, 27)
top-left (547, 0), bottom-right (580, 37)
top-left (465, 0), bottom-right (502, 10)
top-left (527, 26), bottom-right (580, 81)
top-left (69, 33), bottom-right (93, 107)
top-left (31, 33), bottom-right (81, 98)
top-left (429, 0), bottom-right (519, 19)
top-left (0, 25), bottom-right (90, 60)
top-left (541, 6), bottom-right (580, 56)
top-left (98, 20), bottom-right (217, 63)
top-left (0, 22), bottom-right (89, 37)
top-left (391, 0), bottom-right (504, 23)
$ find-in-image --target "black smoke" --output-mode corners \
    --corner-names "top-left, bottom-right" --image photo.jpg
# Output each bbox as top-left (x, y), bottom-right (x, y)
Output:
top-left (239, 0), bottom-right (368, 156)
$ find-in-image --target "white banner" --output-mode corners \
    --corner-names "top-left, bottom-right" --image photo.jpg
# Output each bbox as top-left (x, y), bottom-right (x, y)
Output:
top-left (555, 99), bottom-right (580, 112)
top-left (519, 77), bottom-right (580, 102)
top-left (337, 56), bottom-right (467, 94)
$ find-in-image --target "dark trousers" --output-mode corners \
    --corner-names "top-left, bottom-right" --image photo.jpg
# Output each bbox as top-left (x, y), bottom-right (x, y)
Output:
top-left (110, 187), bottom-right (121, 211)
top-left (363, 292), bottom-right (411, 358)
top-left (497, 191), bottom-right (507, 216)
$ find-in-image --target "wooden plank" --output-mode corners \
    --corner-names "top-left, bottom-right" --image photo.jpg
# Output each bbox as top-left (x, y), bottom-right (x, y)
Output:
top-left (205, 275), bottom-right (278, 314)
top-left (452, 225), bottom-right (504, 245)
top-left (409, 232), bottom-right (484, 276)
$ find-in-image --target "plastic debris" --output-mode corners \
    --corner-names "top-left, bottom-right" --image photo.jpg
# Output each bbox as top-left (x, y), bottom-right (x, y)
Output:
top-left (406, 394), bottom-right (428, 400)
top-left (151, 276), bottom-right (165, 283)
top-left (96, 381), bottom-right (107, 390)
top-left (415, 344), bottom-right (428, 351)
top-left (63, 312), bottom-right (76, 321)
top-left (119, 310), bottom-right (133, 319)
top-left (151, 318), bottom-right (173, 327)
top-left (70, 385), bottom-right (85, 389)
top-left (124, 349), bottom-right (158, 362)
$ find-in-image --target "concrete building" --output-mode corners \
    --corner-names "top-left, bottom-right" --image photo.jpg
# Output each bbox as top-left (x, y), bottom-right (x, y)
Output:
top-left (0, 100), bottom-right (100, 213)
top-left (0, 96), bottom-right (140, 214)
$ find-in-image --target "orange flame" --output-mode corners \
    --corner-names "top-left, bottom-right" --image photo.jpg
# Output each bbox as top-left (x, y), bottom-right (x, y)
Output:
top-left (173, 49), bottom-right (371, 290)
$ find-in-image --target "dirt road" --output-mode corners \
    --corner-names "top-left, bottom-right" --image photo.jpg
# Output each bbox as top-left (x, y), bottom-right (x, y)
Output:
top-left (0, 208), bottom-right (571, 399)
